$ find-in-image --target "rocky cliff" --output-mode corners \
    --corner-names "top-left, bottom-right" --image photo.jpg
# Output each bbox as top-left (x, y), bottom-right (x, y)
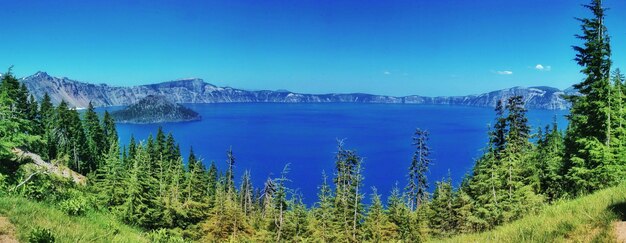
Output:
top-left (21, 71), bottom-right (574, 110)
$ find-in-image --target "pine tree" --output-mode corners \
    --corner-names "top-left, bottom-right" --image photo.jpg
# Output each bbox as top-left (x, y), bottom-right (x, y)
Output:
top-left (271, 164), bottom-right (290, 242)
top-left (16, 83), bottom-right (29, 116)
top-left (564, 0), bottom-right (615, 195)
top-left (128, 135), bottom-right (137, 161)
top-left (182, 147), bottom-right (210, 226)
top-left (332, 141), bottom-right (364, 242)
top-left (452, 180), bottom-right (476, 234)
top-left (69, 108), bottom-right (90, 173)
top-left (154, 126), bottom-right (166, 161)
top-left (535, 120), bottom-right (565, 200)
top-left (406, 128), bottom-right (431, 211)
top-left (261, 176), bottom-right (276, 217)
top-left (492, 99), bottom-right (508, 158)
top-left (387, 183), bottom-right (423, 242)
top-left (83, 102), bottom-right (106, 173)
top-left (102, 111), bottom-right (118, 149)
top-left (164, 133), bottom-right (178, 162)
top-left (239, 170), bottom-right (254, 216)
top-left (119, 145), bottom-right (161, 229)
top-left (226, 147), bottom-right (236, 193)
top-left (39, 93), bottom-right (55, 160)
top-left (310, 171), bottom-right (336, 242)
top-left (283, 194), bottom-right (311, 241)
top-left (184, 147), bottom-right (206, 203)
top-left (363, 187), bottom-right (397, 242)
top-left (94, 140), bottom-right (125, 208)
top-left (467, 151), bottom-right (502, 230)
top-left (0, 68), bottom-right (39, 160)
top-left (206, 161), bottom-right (219, 206)
top-left (429, 177), bottom-right (455, 237)
top-left (26, 95), bottom-right (41, 136)
top-left (201, 180), bottom-right (253, 241)
top-left (161, 156), bottom-right (186, 229)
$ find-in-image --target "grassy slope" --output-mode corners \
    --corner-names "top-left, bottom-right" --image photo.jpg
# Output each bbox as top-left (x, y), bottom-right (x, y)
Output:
top-left (438, 185), bottom-right (626, 243)
top-left (1, 186), bottom-right (625, 242)
top-left (0, 196), bottom-right (147, 243)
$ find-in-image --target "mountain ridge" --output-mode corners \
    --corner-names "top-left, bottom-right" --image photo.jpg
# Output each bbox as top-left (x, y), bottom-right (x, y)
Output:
top-left (20, 71), bottom-right (574, 110)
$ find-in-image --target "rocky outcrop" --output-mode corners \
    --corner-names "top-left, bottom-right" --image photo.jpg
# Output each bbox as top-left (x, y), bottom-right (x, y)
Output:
top-left (21, 71), bottom-right (574, 110)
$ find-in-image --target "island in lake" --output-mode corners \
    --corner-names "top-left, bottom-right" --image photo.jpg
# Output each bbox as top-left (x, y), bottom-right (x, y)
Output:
top-left (111, 95), bottom-right (201, 124)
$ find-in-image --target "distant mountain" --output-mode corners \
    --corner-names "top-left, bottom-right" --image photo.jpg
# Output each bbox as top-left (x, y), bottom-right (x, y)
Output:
top-left (111, 95), bottom-right (201, 124)
top-left (21, 71), bottom-right (575, 110)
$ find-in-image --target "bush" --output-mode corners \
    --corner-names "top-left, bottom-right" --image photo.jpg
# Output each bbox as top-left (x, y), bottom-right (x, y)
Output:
top-left (146, 228), bottom-right (187, 243)
top-left (0, 173), bottom-right (7, 196)
top-left (19, 169), bottom-right (73, 202)
top-left (58, 196), bottom-right (89, 216)
top-left (28, 227), bottom-right (55, 243)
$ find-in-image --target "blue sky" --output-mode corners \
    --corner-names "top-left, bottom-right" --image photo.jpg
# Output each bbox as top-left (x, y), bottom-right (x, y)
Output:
top-left (1, 0), bottom-right (625, 96)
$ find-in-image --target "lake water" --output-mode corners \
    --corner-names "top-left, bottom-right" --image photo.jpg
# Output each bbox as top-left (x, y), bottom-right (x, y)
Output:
top-left (102, 103), bottom-right (568, 205)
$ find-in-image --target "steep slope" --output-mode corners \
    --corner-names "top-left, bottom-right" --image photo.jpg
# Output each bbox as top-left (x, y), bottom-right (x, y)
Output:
top-left (437, 184), bottom-right (626, 242)
top-left (111, 95), bottom-right (201, 124)
top-left (21, 71), bottom-right (573, 109)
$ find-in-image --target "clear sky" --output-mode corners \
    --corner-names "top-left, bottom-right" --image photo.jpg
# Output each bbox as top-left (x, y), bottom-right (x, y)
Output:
top-left (1, 0), bottom-right (626, 96)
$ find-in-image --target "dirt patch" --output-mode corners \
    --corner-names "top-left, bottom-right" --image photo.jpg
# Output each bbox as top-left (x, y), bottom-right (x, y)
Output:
top-left (615, 221), bottom-right (626, 243)
top-left (0, 217), bottom-right (18, 243)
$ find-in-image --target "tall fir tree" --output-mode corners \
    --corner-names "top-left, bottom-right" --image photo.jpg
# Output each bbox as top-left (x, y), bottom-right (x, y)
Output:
top-left (563, 0), bottom-right (616, 195)
top-left (102, 110), bottom-right (118, 149)
top-left (406, 128), bottom-right (431, 211)
top-left (332, 141), bottom-right (364, 242)
top-left (119, 145), bottom-right (161, 229)
top-left (83, 102), bottom-right (106, 173)
top-left (225, 147), bottom-right (236, 193)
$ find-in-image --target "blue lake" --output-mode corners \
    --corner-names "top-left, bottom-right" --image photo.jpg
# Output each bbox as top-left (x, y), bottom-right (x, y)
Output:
top-left (102, 103), bottom-right (568, 205)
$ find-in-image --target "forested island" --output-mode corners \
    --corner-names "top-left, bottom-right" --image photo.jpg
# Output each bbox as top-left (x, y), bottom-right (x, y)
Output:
top-left (1, 0), bottom-right (626, 242)
top-left (110, 95), bottom-right (201, 124)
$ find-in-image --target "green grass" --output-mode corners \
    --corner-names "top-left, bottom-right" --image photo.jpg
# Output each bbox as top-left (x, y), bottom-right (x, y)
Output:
top-left (437, 185), bottom-right (626, 243)
top-left (0, 195), bottom-right (148, 243)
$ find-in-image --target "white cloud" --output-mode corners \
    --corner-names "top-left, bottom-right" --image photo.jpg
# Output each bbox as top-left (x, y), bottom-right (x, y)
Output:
top-left (384, 71), bottom-right (391, 75)
top-left (497, 70), bottom-right (513, 75)
top-left (535, 64), bottom-right (551, 71)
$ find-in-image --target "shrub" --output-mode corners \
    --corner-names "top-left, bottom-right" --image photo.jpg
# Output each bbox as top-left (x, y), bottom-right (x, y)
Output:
top-left (0, 173), bottom-right (7, 196)
top-left (58, 196), bottom-right (89, 216)
top-left (146, 228), bottom-right (187, 243)
top-left (19, 168), bottom-right (72, 202)
top-left (28, 227), bottom-right (55, 243)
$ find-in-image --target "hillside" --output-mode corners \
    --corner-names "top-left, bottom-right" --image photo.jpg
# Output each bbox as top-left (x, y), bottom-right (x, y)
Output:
top-left (20, 71), bottom-right (574, 110)
top-left (111, 95), bottom-right (201, 124)
top-left (437, 185), bottom-right (626, 242)
top-left (0, 196), bottom-right (147, 242)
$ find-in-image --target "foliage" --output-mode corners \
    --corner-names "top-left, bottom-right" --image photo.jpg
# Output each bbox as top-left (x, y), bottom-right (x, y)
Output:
top-left (146, 229), bottom-right (187, 243)
top-left (58, 195), bottom-right (90, 216)
top-left (440, 184), bottom-right (626, 242)
top-left (563, 0), bottom-right (622, 195)
top-left (28, 227), bottom-right (55, 243)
